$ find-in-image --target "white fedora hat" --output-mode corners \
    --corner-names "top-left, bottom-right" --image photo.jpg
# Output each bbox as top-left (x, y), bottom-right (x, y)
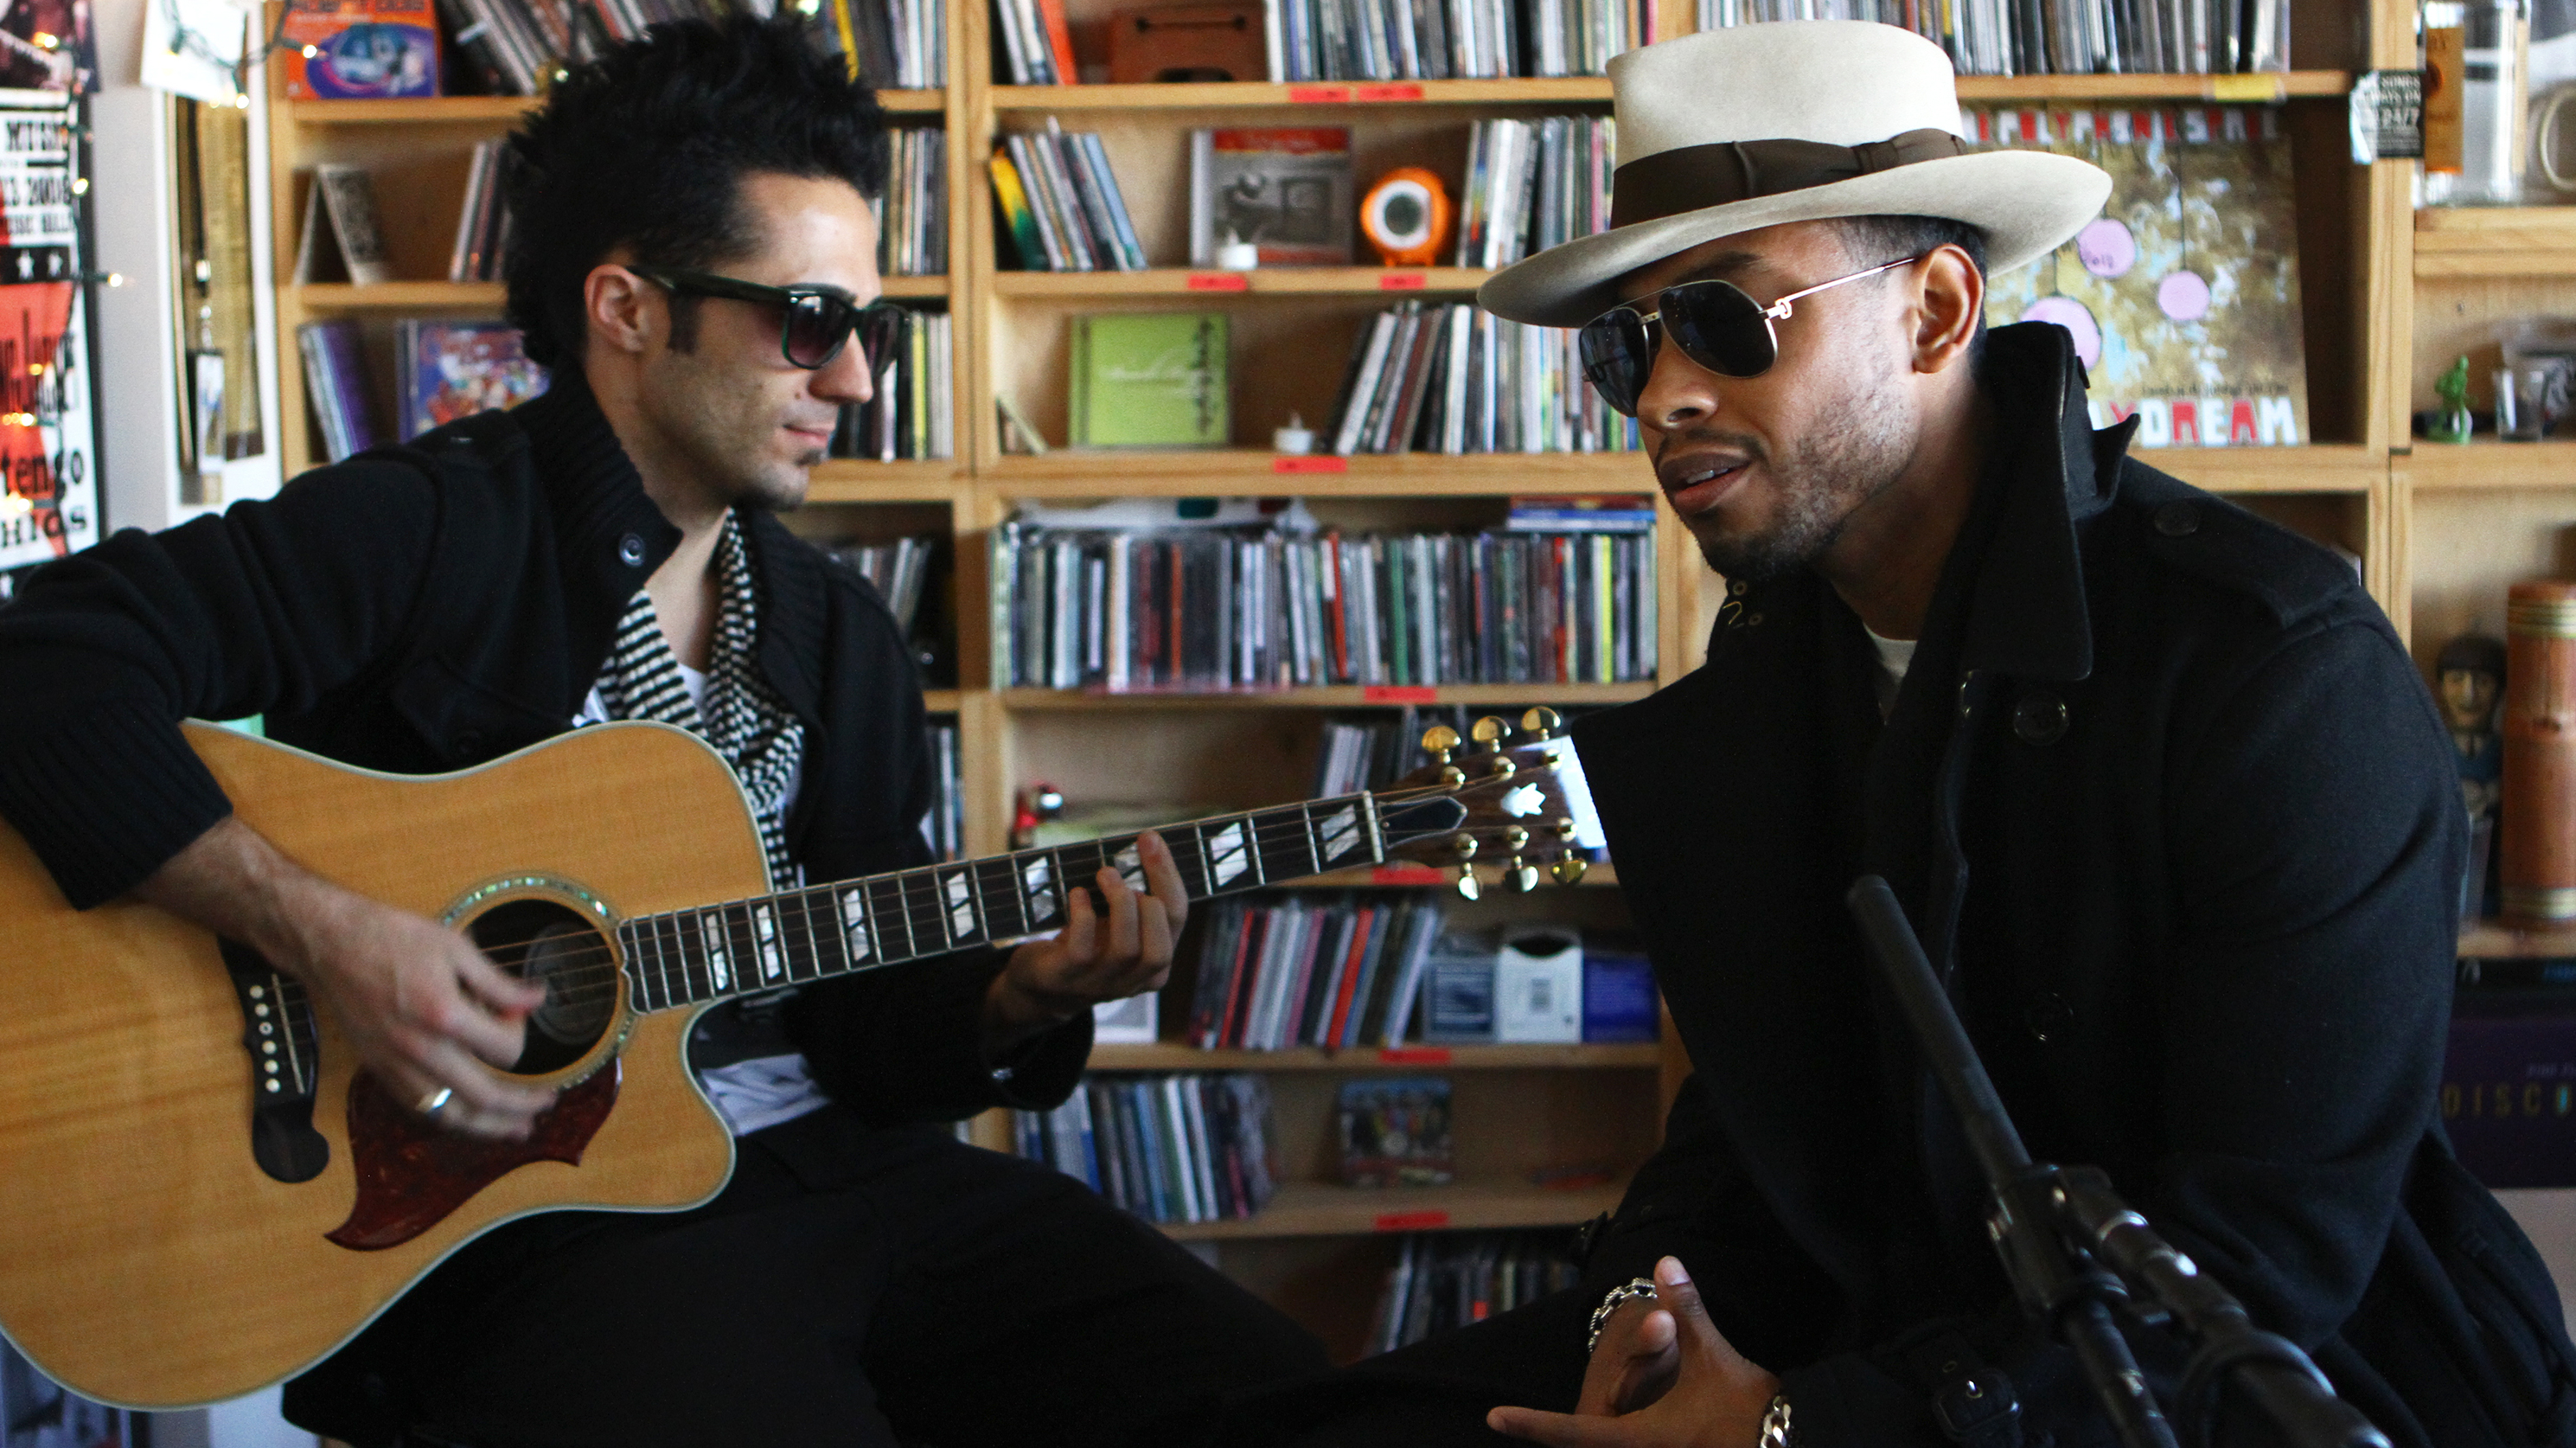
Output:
top-left (1479, 21), bottom-right (2112, 327)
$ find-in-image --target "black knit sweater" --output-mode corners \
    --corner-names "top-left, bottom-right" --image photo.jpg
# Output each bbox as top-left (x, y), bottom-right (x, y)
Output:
top-left (0, 373), bottom-right (1086, 1124)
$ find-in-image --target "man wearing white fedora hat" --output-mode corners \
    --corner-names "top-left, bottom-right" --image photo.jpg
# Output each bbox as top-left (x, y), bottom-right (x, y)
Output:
top-left (1230, 19), bottom-right (2573, 1448)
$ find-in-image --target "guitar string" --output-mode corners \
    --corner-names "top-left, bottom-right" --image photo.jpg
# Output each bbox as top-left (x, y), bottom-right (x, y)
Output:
top-left (481, 776), bottom-right (1565, 1009)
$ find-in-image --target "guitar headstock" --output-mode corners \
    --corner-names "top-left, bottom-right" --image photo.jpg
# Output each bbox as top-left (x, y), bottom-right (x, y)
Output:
top-left (1376, 708), bottom-right (1607, 899)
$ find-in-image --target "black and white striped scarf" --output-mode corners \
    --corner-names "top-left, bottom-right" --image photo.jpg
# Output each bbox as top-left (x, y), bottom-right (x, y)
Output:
top-left (588, 513), bottom-right (807, 884)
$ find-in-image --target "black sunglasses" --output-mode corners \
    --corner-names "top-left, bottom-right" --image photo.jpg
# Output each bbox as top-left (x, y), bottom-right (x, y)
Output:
top-left (1576, 255), bottom-right (1923, 417)
top-left (626, 264), bottom-right (909, 372)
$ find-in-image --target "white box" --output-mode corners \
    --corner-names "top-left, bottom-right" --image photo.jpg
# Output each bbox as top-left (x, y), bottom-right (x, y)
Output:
top-left (1493, 925), bottom-right (1582, 1043)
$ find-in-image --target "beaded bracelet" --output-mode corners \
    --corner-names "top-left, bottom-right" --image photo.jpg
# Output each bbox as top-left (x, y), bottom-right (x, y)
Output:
top-left (1584, 1278), bottom-right (1660, 1356)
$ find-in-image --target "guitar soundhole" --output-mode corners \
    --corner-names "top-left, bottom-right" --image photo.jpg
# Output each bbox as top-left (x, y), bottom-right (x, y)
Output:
top-left (466, 899), bottom-right (618, 1076)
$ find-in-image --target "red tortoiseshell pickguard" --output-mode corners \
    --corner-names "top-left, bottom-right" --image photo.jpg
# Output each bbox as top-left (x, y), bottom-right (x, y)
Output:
top-left (326, 1065), bottom-right (619, 1251)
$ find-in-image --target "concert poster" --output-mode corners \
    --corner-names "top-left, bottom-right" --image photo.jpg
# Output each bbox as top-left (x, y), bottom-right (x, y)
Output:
top-left (0, 103), bottom-right (96, 571)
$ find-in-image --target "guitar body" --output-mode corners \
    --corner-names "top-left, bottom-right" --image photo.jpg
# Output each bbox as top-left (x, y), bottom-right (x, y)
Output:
top-left (0, 721), bottom-right (759, 1408)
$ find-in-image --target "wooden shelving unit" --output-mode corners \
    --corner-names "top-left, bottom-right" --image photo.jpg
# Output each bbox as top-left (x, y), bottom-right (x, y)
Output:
top-left (256, 0), bottom-right (2458, 1362)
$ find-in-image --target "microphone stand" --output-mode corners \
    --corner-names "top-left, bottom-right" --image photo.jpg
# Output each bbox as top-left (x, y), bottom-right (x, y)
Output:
top-left (1844, 875), bottom-right (2391, 1448)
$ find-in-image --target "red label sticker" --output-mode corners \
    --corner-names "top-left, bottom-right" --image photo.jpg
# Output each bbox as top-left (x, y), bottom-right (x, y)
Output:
top-left (1370, 866), bottom-right (1441, 886)
top-left (1273, 455), bottom-right (1347, 473)
top-left (1354, 83), bottom-right (1424, 101)
top-left (1186, 272), bottom-right (1250, 292)
top-left (1364, 685), bottom-right (1437, 703)
top-left (1375, 1209), bottom-right (1452, 1232)
top-left (1377, 272), bottom-right (1429, 290)
top-left (1288, 85), bottom-right (1352, 103)
top-left (1377, 1047), bottom-right (1453, 1065)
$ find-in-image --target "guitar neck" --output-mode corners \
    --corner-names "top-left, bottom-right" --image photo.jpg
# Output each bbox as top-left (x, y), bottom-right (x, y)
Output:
top-left (614, 791), bottom-right (1397, 1014)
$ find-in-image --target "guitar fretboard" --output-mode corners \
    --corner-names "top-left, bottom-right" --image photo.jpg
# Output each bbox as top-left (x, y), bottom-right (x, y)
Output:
top-left (614, 791), bottom-right (1405, 1013)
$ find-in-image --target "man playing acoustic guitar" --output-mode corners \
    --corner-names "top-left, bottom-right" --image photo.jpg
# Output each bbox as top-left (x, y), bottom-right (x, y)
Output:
top-left (0, 17), bottom-right (1321, 1445)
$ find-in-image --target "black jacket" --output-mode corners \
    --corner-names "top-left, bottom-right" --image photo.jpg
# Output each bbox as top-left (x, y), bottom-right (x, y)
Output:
top-left (1571, 324), bottom-right (2575, 1447)
top-left (0, 370), bottom-right (1087, 1127)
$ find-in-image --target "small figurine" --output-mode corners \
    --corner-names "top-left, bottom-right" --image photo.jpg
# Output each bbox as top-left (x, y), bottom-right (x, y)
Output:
top-left (2430, 356), bottom-right (2476, 443)
top-left (2439, 630), bottom-right (2507, 920)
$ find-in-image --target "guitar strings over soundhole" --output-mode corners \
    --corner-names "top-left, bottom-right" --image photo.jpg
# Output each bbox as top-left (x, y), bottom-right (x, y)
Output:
top-left (466, 898), bottom-right (619, 1076)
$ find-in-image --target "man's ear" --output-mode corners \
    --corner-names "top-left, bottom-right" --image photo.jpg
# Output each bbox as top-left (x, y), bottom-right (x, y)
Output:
top-left (584, 263), bottom-right (655, 358)
top-left (1911, 243), bottom-right (1984, 375)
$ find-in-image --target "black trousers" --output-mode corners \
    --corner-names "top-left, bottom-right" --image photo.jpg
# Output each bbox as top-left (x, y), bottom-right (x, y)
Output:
top-left (284, 1106), bottom-right (1328, 1448)
top-left (1208, 1285), bottom-right (1595, 1448)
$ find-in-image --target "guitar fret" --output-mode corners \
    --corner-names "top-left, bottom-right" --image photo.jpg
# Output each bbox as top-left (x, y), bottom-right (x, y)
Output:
top-left (837, 883), bottom-right (878, 965)
top-left (1020, 851), bottom-right (1062, 930)
top-left (937, 864), bottom-right (983, 945)
top-left (870, 873), bottom-right (917, 963)
top-left (789, 887), bottom-right (833, 981)
top-left (899, 868), bottom-right (947, 953)
top-left (1297, 802), bottom-right (1324, 877)
top-left (695, 909), bottom-right (733, 996)
top-left (751, 901), bottom-right (787, 985)
top-left (975, 855), bottom-right (1027, 939)
top-left (724, 901), bottom-right (763, 1001)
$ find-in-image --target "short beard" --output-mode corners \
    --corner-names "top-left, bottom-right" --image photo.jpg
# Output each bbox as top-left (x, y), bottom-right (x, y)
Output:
top-left (1691, 364), bottom-right (1913, 582)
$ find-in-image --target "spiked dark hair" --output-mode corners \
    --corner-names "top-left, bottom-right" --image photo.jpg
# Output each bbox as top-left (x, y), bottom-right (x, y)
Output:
top-left (499, 16), bottom-right (887, 369)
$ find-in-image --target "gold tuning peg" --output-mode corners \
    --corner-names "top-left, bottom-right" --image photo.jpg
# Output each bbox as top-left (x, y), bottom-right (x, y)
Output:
top-left (1503, 825), bottom-right (1530, 851)
top-left (1454, 865), bottom-right (1481, 901)
top-left (1422, 725), bottom-right (1465, 785)
top-left (1551, 856), bottom-right (1589, 886)
top-left (1552, 817), bottom-right (1577, 840)
top-left (1422, 724), bottom-right (1460, 760)
top-left (1520, 706), bottom-right (1562, 740)
top-left (1505, 858), bottom-right (1539, 893)
top-left (1469, 715), bottom-right (1509, 749)
top-left (1451, 834), bottom-right (1479, 860)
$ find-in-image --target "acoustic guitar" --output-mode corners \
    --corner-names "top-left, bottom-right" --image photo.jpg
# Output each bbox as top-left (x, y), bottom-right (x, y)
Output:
top-left (0, 709), bottom-right (1601, 1407)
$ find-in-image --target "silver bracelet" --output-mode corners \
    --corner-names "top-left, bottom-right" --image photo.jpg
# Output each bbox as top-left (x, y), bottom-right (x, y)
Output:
top-left (1585, 1278), bottom-right (1659, 1356)
top-left (1759, 1393), bottom-right (1796, 1448)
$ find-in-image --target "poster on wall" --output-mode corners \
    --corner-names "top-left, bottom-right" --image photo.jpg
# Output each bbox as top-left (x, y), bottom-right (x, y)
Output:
top-left (0, 103), bottom-right (94, 570)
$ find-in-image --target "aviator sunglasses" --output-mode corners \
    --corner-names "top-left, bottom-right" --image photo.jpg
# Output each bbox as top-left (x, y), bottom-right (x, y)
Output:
top-left (626, 264), bottom-right (909, 372)
top-left (1576, 255), bottom-right (1924, 417)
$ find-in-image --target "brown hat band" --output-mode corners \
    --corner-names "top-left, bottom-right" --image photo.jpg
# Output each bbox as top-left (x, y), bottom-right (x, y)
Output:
top-left (1608, 128), bottom-right (1972, 229)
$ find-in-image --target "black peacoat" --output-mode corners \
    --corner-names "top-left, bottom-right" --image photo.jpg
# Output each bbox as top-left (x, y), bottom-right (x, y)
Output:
top-left (1569, 323), bottom-right (2575, 1447)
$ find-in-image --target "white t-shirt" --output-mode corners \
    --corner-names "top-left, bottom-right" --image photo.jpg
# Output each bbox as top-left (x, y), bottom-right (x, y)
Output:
top-left (1865, 626), bottom-right (1918, 721)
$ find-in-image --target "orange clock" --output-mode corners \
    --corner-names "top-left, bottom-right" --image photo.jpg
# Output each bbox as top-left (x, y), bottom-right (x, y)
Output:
top-left (1360, 166), bottom-right (1452, 268)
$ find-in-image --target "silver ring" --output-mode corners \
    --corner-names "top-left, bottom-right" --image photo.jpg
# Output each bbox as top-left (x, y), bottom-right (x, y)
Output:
top-left (417, 1086), bottom-right (455, 1116)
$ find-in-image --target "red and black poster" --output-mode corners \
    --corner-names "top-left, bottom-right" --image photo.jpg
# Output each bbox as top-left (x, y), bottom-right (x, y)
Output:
top-left (0, 105), bottom-right (93, 569)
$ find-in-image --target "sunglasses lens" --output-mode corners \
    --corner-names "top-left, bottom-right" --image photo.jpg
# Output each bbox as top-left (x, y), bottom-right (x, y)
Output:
top-left (783, 294), bottom-right (855, 369)
top-left (860, 307), bottom-right (908, 372)
top-left (1578, 309), bottom-right (1656, 416)
top-left (1662, 280), bottom-right (1777, 379)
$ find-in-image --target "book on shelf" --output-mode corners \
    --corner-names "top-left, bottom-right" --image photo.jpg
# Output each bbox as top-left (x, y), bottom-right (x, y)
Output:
top-left (993, 511), bottom-right (1659, 689)
top-left (1069, 312), bottom-right (1230, 448)
top-left (1339, 1076), bottom-right (1454, 1186)
top-left (1455, 116), bottom-right (1614, 270)
top-left (1973, 105), bottom-right (2308, 447)
top-left (991, 0), bottom-right (1078, 83)
top-left (822, 0), bottom-right (946, 88)
top-left (877, 125), bottom-right (948, 277)
top-left (282, 0), bottom-right (442, 99)
top-left (424, 0), bottom-right (946, 96)
top-left (1183, 893), bottom-right (1448, 1049)
top-left (296, 318), bottom-right (382, 464)
top-left (828, 534), bottom-right (941, 637)
top-left (1268, 0), bottom-right (1646, 80)
top-left (294, 164), bottom-right (393, 287)
top-left (1188, 126), bottom-right (1352, 267)
top-left (922, 715), bottom-right (964, 860)
top-left (1506, 496), bottom-right (1655, 532)
top-left (448, 138), bottom-right (512, 284)
top-left (1365, 1231), bottom-right (1582, 1355)
top-left (393, 319), bottom-right (549, 440)
top-left (829, 306), bottom-right (953, 461)
top-left (1696, 0), bottom-right (2285, 76)
top-left (994, 125), bottom-right (1146, 272)
top-left (1324, 300), bottom-right (1642, 458)
top-left (1012, 1073), bottom-right (1282, 1227)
